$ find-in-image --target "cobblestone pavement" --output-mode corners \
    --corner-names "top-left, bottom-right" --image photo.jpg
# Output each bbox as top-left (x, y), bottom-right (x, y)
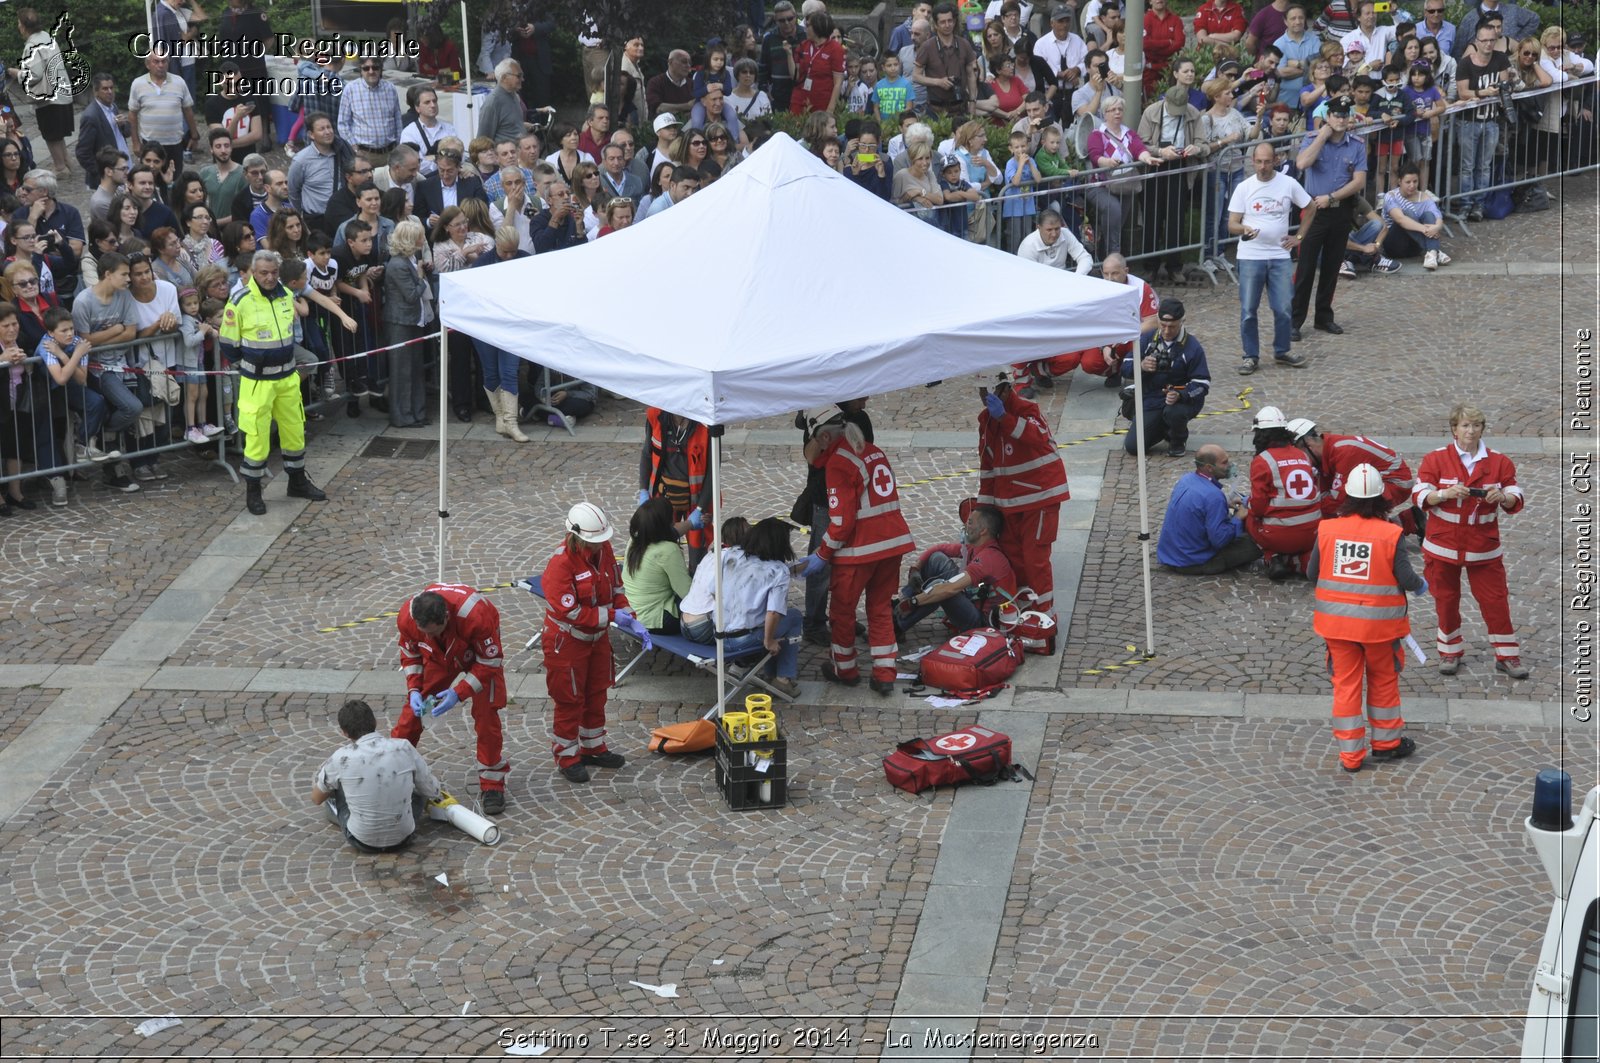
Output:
top-left (0, 120), bottom-right (1590, 1059)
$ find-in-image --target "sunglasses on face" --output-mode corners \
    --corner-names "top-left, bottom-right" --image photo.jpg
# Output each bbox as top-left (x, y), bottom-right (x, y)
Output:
top-left (14, 277), bottom-right (37, 286)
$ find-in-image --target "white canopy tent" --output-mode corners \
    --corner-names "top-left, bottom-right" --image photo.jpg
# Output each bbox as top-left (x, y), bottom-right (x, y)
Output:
top-left (438, 133), bottom-right (1148, 703)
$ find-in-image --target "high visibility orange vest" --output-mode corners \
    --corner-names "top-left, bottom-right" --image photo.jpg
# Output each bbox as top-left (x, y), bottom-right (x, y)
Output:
top-left (1312, 516), bottom-right (1410, 642)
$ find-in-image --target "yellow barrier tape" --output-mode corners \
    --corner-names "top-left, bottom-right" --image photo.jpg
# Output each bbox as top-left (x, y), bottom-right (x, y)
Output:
top-left (315, 581), bottom-right (522, 633)
top-left (1080, 644), bottom-right (1159, 676)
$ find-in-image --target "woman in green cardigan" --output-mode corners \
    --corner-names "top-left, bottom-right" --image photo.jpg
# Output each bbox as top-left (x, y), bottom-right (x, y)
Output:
top-left (622, 498), bottom-right (694, 634)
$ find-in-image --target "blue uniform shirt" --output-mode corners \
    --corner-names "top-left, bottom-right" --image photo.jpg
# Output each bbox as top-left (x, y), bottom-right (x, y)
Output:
top-left (1299, 129), bottom-right (1367, 197)
top-left (1157, 471), bottom-right (1243, 567)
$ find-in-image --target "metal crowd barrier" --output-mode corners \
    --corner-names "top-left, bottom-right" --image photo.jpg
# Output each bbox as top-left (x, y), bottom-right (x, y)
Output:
top-left (894, 73), bottom-right (1597, 269)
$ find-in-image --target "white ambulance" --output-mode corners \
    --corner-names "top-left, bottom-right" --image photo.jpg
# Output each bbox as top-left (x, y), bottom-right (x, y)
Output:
top-left (1523, 769), bottom-right (1600, 1061)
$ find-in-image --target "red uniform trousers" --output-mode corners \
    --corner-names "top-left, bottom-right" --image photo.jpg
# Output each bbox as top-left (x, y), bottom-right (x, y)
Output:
top-left (829, 556), bottom-right (900, 684)
top-left (392, 660), bottom-right (509, 792)
top-left (1011, 347), bottom-right (1119, 388)
top-left (543, 623), bottom-right (615, 768)
top-left (1323, 638), bottom-right (1406, 771)
top-left (997, 506), bottom-right (1060, 616)
top-left (1244, 514), bottom-right (1317, 574)
top-left (1422, 555), bottom-right (1518, 662)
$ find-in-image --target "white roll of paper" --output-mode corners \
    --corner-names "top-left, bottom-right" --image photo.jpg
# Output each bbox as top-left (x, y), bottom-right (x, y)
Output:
top-left (428, 795), bottom-right (501, 845)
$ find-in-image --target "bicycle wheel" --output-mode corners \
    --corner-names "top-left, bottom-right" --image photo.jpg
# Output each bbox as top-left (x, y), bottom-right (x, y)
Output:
top-left (843, 24), bottom-right (880, 60)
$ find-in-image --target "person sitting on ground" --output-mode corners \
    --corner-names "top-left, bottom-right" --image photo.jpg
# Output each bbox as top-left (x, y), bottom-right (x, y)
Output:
top-left (312, 698), bottom-right (442, 854)
top-left (677, 516), bottom-right (804, 698)
top-left (1156, 444), bottom-right (1264, 574)
top-left (894, 502), bottom-right (1017, 634)
top-left (622, 496), bottom-right (695, 635)
top-left (1380, 159), bottom-right (1450, 269)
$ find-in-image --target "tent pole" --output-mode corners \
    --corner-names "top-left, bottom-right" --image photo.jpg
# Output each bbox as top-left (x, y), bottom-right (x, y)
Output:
top-left (436, 318), bottom-right (449, 583)
top-left (708, 423), bottom-right (725, 717)
top-left (459, 1), bottom-right (473, 104)
top-left (1131, 343), bottom-right (1156, 656)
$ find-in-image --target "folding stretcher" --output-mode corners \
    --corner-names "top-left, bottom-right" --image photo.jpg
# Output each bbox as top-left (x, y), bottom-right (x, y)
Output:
top-left (514, 576), bottom-right (800, 718)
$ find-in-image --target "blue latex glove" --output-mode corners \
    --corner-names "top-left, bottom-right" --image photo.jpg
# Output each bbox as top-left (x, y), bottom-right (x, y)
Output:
top-left (983, 393), bottom-right (1006, 419)
top-left (1413, 578), bottom-right (1429, 597)
top-left (797, 553), bottom-right (825, 578)
top-left (629, 618), bottom-right (654, 651)
top-left (686, 507), bottom-right (705, 530)
top-left (409, 690), bottom-right (425, 715)
top-left (430, 689), bottom-right (460, 717)
top-left (637, 488), bottom-right (651, 506)
top-left (614, 607), bottom-right (635, 626)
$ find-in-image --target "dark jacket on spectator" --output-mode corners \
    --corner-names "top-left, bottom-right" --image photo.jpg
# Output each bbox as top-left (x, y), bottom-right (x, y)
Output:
top-left (529, 209), bottom-right (580, 254)
top-left (413, 173), bottom-right (488, 226)
top-left (75, 102), bottom-right (121, 190)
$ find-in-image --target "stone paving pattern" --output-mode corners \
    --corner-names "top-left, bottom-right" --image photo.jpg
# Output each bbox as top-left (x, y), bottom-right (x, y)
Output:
top-left (0, 122), bottom-right (1591, 1060)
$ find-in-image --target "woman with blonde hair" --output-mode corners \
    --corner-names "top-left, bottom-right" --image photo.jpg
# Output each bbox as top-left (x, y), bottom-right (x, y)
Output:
top-left (382, 219), bottom-right (432, 429)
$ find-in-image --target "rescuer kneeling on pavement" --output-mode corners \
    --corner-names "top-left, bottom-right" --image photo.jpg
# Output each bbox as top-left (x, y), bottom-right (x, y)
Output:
top-left (219, 248), bottom-right (329, 515)
top-left (1309, 463), bottom-right (1429, 773)
top-left (314, 699), bottom-right (442, 852)
top-left (392, 583), bottom-right (511, 814)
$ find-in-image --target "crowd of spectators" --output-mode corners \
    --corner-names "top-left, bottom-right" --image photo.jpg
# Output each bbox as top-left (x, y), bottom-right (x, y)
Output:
top-left (0, 0), bottom-right (1592, 514)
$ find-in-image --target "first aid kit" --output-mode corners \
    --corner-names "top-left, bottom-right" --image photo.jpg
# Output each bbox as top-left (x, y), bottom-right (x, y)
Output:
top-left (882, 725), bottom-right (1026, 793)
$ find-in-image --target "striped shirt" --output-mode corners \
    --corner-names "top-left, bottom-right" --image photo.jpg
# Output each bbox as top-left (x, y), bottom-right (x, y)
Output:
top-left (128, 72), bottom-right (193, 146)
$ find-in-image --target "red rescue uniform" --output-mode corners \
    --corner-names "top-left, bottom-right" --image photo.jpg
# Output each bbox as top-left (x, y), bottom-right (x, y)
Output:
top-left (818, 434), bottom-right (915, 683)
top-left (1318, 434), bottom-right (1418, 534)
top-left (393, 582), bottom-right (510, 793)
top-left (1412, 443), bottom-right (1525, 663)
top-left (977, 388), bottom-right (1070, 616)
top-left (1016, 277), bottom-right (1161, 385)
top-left (643, 408), bottom-right (711, 554)
top-left (541, 540), bottom-right (628, 769)
top-left (1245, 444), bottom-right (1323, 573)
top-left (1312, 516), bottom-right (1414, 771)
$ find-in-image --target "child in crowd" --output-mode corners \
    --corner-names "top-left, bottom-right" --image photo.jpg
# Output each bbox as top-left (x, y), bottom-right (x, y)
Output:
top-left (1399, 60), bottom-right (1444, 190)
top-left (305, 230), bottom-right (340, 400)
top-left (1032, 124), bottom-right (1084, 244)
top-left (1000, 130), bottom-right (1041, 252)
top-left (176, 286), bottom-right (223, 444)
top-left (36, 306), bottom-right (93, 501)
top-left (334, 220), bottom-right (384, 415)
top-left (886, 108), bottom-right (918, 160)
top-left (936, 153), bottom-right (979, 240)
top-left (1371, 64), bottom-right (1407, 197)
top-left (199, 297), bottom-right (233, 435)
top-left (848, 56), bottom-right (879, 114)
top-left (692, 41), bottom-right (734, 99)
top-left (874, 54), bottom-right (914, 121)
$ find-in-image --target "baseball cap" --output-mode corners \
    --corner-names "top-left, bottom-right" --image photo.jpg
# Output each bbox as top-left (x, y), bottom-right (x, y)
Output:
top-left (1345, 39), bottom-right (1367, 52)
top-left (939, 152), bottom-right (962, 170)
top-left (653, 113), bottom-right (682, 133)
top-left (1326, 93), bottom-right (1355, 115)
top-left (1050, 4), bottom-right (1073, 20)
top-left (1163, 85), bottom-right (1189, 113)
top-left (1157, 298), bottom-right (1185, 321)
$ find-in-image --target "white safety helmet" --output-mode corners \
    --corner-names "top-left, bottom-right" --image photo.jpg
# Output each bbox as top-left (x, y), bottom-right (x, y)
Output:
top-left (1346, 463), bottom-right (1385, 499)
top-left (1253, 405), bottom-right (1288, 430)
top-left (1286, 417), bottom-right (1318, 441)
top-left (565, 502), bottom-right (614, 543)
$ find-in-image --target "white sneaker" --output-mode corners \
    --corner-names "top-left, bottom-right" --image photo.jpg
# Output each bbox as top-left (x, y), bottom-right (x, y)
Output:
top-left (48, 476), bottom-right (67, 506)
top-left (77, 442), bottom-right (119, 463)
top-left (184, 426), bottom-right (209, 445)
top-left (201, 423), bottom-right (224, 437)
top-left (1437, 251), bottom-right (1452, 266)
top-left (1338, 259), bottom-right (1357, 278)
top-left (1423, 250), bottom-right (1438, 270)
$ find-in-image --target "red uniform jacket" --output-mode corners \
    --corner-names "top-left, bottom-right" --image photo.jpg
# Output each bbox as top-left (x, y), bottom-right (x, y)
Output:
top-left (397, 582), bottom-right (507, 707)
top-left (1412, 445), bottom-right (1524, 565)
top-left (1320, 434), bottom-right (1414, 518)
top-left (541, 540), bottom-right (628, 640)
top-left (978, 389), bottom-right (1071, 513)
top-left (818, 436), bottom-right (914, 566)
top-left (1249, 445), bottom-right (1323, 529)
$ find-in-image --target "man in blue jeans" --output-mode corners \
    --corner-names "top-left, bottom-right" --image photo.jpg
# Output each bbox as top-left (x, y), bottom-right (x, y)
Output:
top-left (1229, 141), bottom-right (1311, 375)
top-left (1453, 23), bottom-right (1510, 222)
top-left (69, 252), bottom-right (144, 493)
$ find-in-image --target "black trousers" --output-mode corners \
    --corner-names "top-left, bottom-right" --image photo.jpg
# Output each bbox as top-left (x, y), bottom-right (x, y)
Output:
top-left (1167, 535), bottom-right (1263, 575)
top-left (1142, 167), bottom-right (1189, 273)
top-left (1291, 204), bottom-right (1353, 328)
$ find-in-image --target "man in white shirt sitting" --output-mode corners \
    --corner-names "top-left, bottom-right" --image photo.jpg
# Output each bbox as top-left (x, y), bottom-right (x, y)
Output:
top-left (312, 699), bottom-right (443, 853)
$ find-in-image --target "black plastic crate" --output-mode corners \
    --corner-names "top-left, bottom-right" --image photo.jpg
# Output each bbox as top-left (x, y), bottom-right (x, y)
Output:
top-left (714, 727), bottom-right (788, 811)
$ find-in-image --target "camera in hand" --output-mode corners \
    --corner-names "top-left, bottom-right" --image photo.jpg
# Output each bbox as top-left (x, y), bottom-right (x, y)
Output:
top-left (1467, 487), bottom-right (1488, 497)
